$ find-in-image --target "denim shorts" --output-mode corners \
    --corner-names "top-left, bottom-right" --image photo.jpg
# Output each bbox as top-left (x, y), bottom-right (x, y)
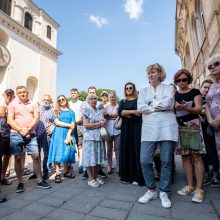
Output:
top-left (10, 132), bottom-right (39, 155)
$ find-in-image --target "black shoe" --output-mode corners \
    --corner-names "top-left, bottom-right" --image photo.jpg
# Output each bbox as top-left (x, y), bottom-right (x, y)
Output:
top-left (16, 183), bottom-right (24, 193)
top-left (203, 175), bottom-right (211, 186)
top-left (98, 169), bottom-right (107, 178)
top-left (28, 173), bottom-right (37, 180)
top-left (0, 191), bottom-right (6, 202)
top-left (37, 180), bottom-right (51, 189)
top-left (81, 171), bottom-right (88, 180)
top-left (42, 173), bottom-right (49, 180)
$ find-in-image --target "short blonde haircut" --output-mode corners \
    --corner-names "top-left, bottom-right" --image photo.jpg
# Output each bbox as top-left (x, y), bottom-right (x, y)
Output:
top-left (146, 63), bottom-right (166, 82)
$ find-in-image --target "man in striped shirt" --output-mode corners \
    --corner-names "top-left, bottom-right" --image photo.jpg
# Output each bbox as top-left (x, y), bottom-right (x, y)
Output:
top-left (36, 94), bottom-right (54, 180)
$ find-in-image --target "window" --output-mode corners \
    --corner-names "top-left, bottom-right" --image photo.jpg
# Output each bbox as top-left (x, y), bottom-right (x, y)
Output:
top-left (47, 25), bottom-right (51, 39)
top-left (0, 0), bottom-right (11, 16)
top-left (24, 12), bottom-right (33, 31)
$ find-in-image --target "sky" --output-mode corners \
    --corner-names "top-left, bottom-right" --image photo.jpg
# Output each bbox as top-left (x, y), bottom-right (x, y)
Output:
top-left (32, 0), bottom-right (181, 98)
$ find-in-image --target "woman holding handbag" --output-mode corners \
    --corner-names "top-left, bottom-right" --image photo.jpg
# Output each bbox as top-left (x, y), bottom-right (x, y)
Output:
top-left (118, 82), bottom-right (145, 186)
top-left (174, 69), bottom-right (205, 203)
top-left (48, 95), bottom-right (76, 183)
top-left (104, 92), bottom-right (120, 174)
top-left (82, 93), bottom-right (106, 187)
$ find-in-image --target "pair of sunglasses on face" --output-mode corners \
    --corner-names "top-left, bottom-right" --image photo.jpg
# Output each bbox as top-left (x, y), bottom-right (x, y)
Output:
top-left (175, 78), bottom-right (188, 83)
top-left (58, 98), bottom-right (66, 103)
top-left (126, 86), bottom-right (133, 90)
top-left (207, 61), bottom-right (220, 70)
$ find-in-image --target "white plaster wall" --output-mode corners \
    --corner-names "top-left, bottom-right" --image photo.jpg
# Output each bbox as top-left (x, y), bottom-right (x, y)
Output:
top-left (0, 25), bottom-right (57, 102)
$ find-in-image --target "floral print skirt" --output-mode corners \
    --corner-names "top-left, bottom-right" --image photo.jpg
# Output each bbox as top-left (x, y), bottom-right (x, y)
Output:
top-left (82, 140), bottom-right (105, 167)
top-left (176, 119), bottom-right (206, 156)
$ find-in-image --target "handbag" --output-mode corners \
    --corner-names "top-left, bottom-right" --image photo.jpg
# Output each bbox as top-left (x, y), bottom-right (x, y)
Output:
top-left (100, 127), bottom-right (110, 141)
top-left (114, 116), bottom-right (122, 130)
top-left (179, 126), bottom-right (203, 150)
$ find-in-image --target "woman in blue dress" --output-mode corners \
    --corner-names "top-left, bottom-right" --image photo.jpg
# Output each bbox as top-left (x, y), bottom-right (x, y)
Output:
top-left (48, 95), bottom-right (76, 183)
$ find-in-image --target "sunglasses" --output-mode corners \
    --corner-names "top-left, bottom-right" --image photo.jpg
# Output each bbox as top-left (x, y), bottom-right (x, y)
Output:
top-left (207, 61), bottom-right (220, 70)
top-left (126, 86), bottom-right (133, 90)
top-left (90, 98), bottom-right (97, 100)
top-left (175, 78), bottom-right (188, 83)
top-left (58, 98), bottom-right (66, 103)
top-left (102, 94), bottom-right (108, 97)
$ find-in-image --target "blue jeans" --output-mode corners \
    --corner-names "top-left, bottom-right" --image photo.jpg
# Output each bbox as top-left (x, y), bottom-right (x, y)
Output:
top-left (37, 132), bottom-right (50, 175)
top-left (140, 141), bottom-right (175, 192)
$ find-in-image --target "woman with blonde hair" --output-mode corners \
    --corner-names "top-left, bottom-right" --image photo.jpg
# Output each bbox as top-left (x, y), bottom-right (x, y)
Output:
top-left (104, 92), bottom-right (120, 174)
top-left (118, 82), bottom-right (145, 186)
top-left (137, 63), bottom-right (178, 208)
top-left (48, 95), bottom-right (76, 183)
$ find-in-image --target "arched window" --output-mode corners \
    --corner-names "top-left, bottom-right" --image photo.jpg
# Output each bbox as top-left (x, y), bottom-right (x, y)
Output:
top-left (0, 0), bottom-right (11, 16)
top-left (24, 12), bottom-right (33, 31)
top-left (47, 25), bottom-right (51, 39)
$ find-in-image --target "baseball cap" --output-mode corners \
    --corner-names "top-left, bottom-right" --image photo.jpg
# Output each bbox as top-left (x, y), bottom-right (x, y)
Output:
top-left (101, 91), bottom-right (108, 96)
top-left (4, 89), bottom-right (14, 94)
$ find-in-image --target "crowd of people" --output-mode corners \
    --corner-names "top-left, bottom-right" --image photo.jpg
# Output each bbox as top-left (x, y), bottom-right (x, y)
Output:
top-left (0, 53), bottom-right (219, 209)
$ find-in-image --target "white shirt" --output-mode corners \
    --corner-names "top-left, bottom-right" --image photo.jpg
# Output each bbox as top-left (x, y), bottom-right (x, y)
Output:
top-left (104, 103), bottom-right (121, 136)
top-left (69, 99), bottom-right (82, 123)
top-left (0, 97), bottom-right (6, 107)
top-left (138, 84), bottom-right (178, 142)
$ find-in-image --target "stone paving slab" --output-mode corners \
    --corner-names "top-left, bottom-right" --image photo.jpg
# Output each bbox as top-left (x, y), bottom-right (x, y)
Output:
top-left (0, 156), bottom-right (220, 220)
top-left (90, 206), bottom-right (128, 220)
top-left (99, 199), bottom-right (133, 211)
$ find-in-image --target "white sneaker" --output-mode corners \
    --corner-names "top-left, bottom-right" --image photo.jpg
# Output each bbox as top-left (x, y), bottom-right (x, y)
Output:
top-left (132, 181), bottom-right (138, 186)
top-left (88, 179), bottom-right (100, 187)
top-left (96, 178), bottom-right (105, 185)
top-left (138, 190), bottom-right (157, 204)
top-left (160, 191), bottom-right (171, 208)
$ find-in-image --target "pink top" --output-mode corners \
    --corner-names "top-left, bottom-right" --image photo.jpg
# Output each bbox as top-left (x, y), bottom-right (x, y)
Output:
top-left (7, 99), bottom-right (39, 133)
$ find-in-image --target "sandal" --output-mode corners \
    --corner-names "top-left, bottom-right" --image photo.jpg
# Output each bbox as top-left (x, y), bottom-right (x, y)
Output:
top-left (5, 171), bottom-right (10, 177)
top-left (64, 171), bottom-right (75, 178)
top-left (54, 174), bottom-right (62, 183)
top-left (22, 168), bottom-right (31, 176)
top-left (1, 179), bottom-right (12, 185)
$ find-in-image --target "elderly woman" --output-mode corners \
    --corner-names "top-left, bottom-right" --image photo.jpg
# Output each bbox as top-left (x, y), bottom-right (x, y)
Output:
top-left (137, 63), bottom-right (178, 209)
top-left (174, 69), bottom-right (205, 203)
top-left (104, 92), bottom-right (120, 174)
top-left (118, 82), bottom-right (145, 186)
top-left (206, 53), bottom-right (220, 187)
top-left (82, 93), bottom-right (105, 187)
top-left (200, 80), bottom-right (219, 187)
top-left (48, 95), bottom-right (76, 183)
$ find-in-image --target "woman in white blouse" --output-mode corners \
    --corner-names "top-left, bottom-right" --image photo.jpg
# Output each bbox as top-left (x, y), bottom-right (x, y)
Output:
top-left (104, 93), bottom-right (120, 174)
top-left (137, 63), bottom-right (178, 209)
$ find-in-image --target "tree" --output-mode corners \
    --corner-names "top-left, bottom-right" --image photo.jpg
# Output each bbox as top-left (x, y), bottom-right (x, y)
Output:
top-left (68, 89), bottom-right (120, 102)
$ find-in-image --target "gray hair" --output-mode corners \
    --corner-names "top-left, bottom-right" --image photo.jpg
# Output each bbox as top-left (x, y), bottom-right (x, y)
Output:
top-left (207, 53), bottom-right (220, 66)
top-left (86, 93), bottom-right (97, 102)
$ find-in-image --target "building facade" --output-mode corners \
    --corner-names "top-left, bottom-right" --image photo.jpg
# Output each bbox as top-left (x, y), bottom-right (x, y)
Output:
top-left (0, 0), bottom-right (61, 101)
top-left (175, 0), bottom-right (220, 87)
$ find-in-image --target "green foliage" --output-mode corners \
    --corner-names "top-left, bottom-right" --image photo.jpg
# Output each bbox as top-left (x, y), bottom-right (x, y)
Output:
top-left (78, 91), bottom-right (87, 101)
top-left (69, 89), bottom-right (120, 102)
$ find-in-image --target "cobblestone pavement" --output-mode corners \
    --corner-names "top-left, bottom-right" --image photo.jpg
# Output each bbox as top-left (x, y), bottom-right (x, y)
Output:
top-left (0, 156), bottom-right (219, 220)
